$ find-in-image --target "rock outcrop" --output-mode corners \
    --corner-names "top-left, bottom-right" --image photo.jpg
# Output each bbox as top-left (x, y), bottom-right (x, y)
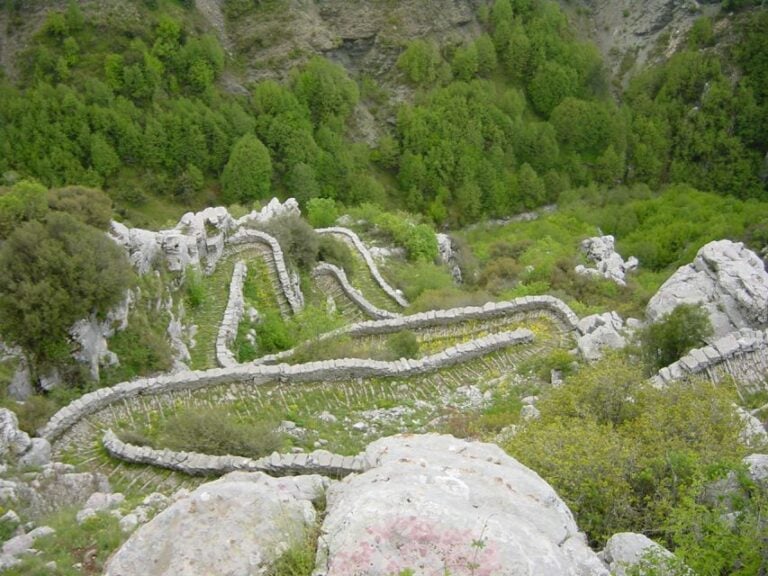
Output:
top-left (317, 434), bottom-right (607, 575)
top-left (599, 533), bottom-right (686, 576)
top-left (576, 311), bottom-right (628, 361)
top-left (103, 435), bottom-right (610, 575)
top-left (104, 472), bottom-right (327, 576)
top-left (575, 236), bottom-right (638, 286)
top-left (647, 240), bottom-right (768, 338)
top-left (437, 233), bottom-right (463, 283)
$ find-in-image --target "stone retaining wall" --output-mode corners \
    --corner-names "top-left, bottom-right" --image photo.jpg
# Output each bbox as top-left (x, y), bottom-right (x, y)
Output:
top-left (652, 328), bottom-right (768, 392)
top-left (253, 295), bottom-right (581, 366)
top-left (215, 261), bottom-right (247, 368)
top-left (227, 229), bottom-right (304, 314)
top-left (102, 430), bottom-right (365, 478)
top-left (316, 227), bottom-right (409, 307)
top-left (312, 263), bottom-right (401, 320)
top-left (42, 329), bottom-right (533, 443)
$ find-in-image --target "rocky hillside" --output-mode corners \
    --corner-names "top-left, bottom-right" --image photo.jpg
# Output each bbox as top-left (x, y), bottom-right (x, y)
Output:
top-left (560, 0), bottom-right (722, 81)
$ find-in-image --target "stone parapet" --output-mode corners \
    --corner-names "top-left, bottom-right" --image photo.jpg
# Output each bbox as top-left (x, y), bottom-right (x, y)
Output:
top-left (42, 329), bottom-right (534, 443)
top-left (312, 263), bottom-right (401, 320)
top-left (316, 227), bottom-right (409, 307)
top-left (215, 261), bottom-right (247, 368)
top-left (102, 430), bottom-right (364, 478)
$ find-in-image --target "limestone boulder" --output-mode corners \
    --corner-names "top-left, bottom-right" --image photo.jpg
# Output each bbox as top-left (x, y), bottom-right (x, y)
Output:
top-left (104, 472), bottom-right (327, 576)
top-left (744, 454), bottom-right (768, 484)
top-left (236, 197), bottom-right (301, 227)
top-left (647, 240), bottom-right (768, 338)
top-left (317, 434), bottom-right (607, 576)
top-left (575, 236), bottom-right (638, 286)
top-left (577, 312), bottom-right (627, 361)
top-left (599, 533), bottom-right (687, 576)
top-left (0, 409), bottom-right (31, 460)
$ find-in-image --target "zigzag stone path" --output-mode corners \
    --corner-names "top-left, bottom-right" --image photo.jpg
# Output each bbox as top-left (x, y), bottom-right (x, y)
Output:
top-left (312, 263), bottom-right (401, 321)
top-left (41, 295), bottom-right (582, 490)
top-left (316, 227), bottom-right (409, 309)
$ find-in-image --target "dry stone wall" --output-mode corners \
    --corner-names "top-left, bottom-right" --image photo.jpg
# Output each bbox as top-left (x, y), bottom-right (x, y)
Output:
top-left (42, 329), bottom-right (534, 443)
top-left (226, 228), bottom-right (304, 314)
top-left (102, 430), bottom-right (365, 477)
top-left (312, 263), bottom-right (401, 320)
top-left (254, 294), bottom-right (581, 366)
top-left (653, 328), bottom-right (768, 393)
top-left (215, 261), bottom-right (247, 368)
top-left (316, 227), bottom-right (409, 307)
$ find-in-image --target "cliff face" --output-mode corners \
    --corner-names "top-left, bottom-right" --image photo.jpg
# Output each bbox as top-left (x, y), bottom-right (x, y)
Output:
top-left (559, 0), bottom-right (722, 82)
top-left (211, 0), bottom-right (485, 83)
top-left (0, 0), bottom-right (726, 87)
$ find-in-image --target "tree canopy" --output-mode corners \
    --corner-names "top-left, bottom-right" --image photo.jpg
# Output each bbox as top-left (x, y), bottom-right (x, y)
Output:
top-left (0, 211), bottom-right (134, 371)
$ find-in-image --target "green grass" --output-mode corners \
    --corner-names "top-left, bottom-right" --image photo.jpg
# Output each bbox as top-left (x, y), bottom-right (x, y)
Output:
top-left (2, 507), bottom-right (125, 576)
top-left (185, 259), bottom-right (235, 370)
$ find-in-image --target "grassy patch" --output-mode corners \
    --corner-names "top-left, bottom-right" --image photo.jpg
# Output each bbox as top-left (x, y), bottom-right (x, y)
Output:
top-left (3, 508), bottom-right (125, 576)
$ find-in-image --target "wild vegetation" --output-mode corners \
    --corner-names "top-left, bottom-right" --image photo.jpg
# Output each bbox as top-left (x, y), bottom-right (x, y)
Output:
top-left (0, 0), bottom-right (767, 574)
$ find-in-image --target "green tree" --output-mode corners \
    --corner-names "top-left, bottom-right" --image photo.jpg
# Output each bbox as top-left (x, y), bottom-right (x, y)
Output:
top-left (397, 40), bottom-right (445, 86)
top-left (221, 134), bottom-right (272, 204)
top-left (306, 197), bottom-right (338, 228)
top-left (451, 43), bottom-right (479, 81)
top-left (0, 180), bottom-right (48, 239)
top-left (0, 212), bottom-right (134, 373)
top-left (639, 304), bottom-right (713, 373)
top-left (48, 186), bottom-right (112, 229)
top-left (291, 57), bottom-right (359, 128)
top-left (528, 61), bottom-right (578, 117)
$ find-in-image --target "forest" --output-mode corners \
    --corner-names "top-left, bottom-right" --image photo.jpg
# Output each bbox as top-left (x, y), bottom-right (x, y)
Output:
top-left (0, 0), bottom-right (767, 574)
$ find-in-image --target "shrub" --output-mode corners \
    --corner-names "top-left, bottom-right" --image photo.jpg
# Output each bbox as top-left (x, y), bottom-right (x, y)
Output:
top-left (47, 186), bottom-right (112, 230)
top-left (6, 395), bottom-right (58, 435)
top-left (183, 268), bottom-right (206, 308)
top-left (257, 214), bottom-right (319, 271)
top-left (306, 197), bottom-right (338, 228)
top-left (157, 408), bottom-right (283, 458)
top-left (256, 310), bottom-right (295, 353)
top-left (639, 304), bottom-right (713, 373)
top-left (385, 331), bottom-right (420, 360)
top-left (506, 356), bottom-right (745, 548)
top-left (318, 235), bottom-right (355, 275)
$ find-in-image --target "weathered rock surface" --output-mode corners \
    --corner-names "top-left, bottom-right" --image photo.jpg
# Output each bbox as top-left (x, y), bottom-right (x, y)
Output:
top-left (0, 463), bottom-right (110, 519)
top-left (0, 409), bottom-right (31, 460)
top-left (104, 472), bottom-right (328, 576)
top-left (744, 453), bottom-right (768, 484)
top-left (437, 233), bottom-right (463, 283)
top-left (69, 292), bottom-right (132, 381)
top-left (736, 407), bottom-right (768, 448)
top-left (575, 236), bottom-right (638, 286)
top-left (599, 532), bottom-right (684, 576)
top-left (647, 240), bottom-right (768, 338)
top-left (577, 312), bottom-right (627, 361)
top-left (317, 434), bottom-right (607, 576)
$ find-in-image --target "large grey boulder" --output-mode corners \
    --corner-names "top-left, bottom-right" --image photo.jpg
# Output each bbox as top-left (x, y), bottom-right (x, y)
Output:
top-left (317, 434), bottom-right (607, 576)
top-left (599, 533), bottom-right (688, 576)
top-left (577, 312), bottom-right (627, 361)
top-left (647, 240), bottom-right (768, 338)
top-left (104, 472), bottom-right (327, 576)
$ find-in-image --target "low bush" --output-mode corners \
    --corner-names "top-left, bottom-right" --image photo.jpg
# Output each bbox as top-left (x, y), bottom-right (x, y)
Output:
top-left (157, 408), bottom-right (283, 458)
top-left (638, 303), bottom-right (713, 373)
top-left (385, 331), bottom-right (420, 360)
top-left (318, 235), bottom-right (355, 276)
